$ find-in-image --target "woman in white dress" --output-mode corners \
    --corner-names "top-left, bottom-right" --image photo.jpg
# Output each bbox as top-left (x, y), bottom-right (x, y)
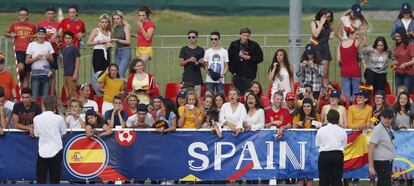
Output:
top-left (267, 49), bottom-right (294, 98)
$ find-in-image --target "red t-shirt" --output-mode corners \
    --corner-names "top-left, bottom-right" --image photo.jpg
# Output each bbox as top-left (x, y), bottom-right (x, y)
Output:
top-left (340, 40), bottom-right (361, 77)
top-left (58, 18), bottom-right (86, 48)
top-left (7, 21), bottom-right (36, 52)
top-left (137, 20), bottom-right (154, 47)
top-left (394, 43), bottom-right (414, 75)
top-left (265, 108), bottom-right (292, 128)
top-left (38, 20), bottom-right (60, 53)
top-left (0, 71), bottom-right (16, 100)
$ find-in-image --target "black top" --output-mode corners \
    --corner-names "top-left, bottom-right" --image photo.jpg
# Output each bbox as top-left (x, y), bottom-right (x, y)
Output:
top-left (228, 39), bottom-right (263, 79)
top-left (179, 45), bottom-right (205, 85)
top-left (12, 101), bottom-right (42, 126)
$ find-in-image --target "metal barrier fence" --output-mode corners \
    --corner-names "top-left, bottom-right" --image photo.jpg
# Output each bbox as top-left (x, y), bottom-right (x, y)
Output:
top-left (0, 33), bottom-right (395, 97)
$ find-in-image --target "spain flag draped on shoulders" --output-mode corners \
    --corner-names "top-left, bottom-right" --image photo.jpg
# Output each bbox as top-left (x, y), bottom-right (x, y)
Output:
top-left (343, 131), bottom-right (370, 170)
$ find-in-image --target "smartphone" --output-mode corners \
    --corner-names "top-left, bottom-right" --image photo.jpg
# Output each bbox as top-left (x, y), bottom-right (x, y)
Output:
top-left (186, 104), bottom-right (194, 110)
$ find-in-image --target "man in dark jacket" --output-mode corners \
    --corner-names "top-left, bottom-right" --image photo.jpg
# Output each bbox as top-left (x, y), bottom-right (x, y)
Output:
top-left (228, 27), bottom-right (263, 94)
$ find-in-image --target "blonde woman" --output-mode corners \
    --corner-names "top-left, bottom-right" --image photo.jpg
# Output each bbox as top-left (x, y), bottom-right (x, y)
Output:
top-left (87, 13), bottom-right (112, 73)
top-left (111, 10), bottom-right (131, 77)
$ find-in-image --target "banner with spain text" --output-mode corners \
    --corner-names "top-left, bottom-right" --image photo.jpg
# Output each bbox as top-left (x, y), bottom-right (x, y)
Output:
top-left (0, 129), bottom-right (413, 181)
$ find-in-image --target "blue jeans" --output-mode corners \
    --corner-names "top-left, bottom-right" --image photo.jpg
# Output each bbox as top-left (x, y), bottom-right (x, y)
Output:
top-left (115, 47), bottom-right (131, 77)
top-left (31, 75), bottom-right (50, 99)
top-left (341, 77), bottom-right (360, 103)
top-left (395, 72), bottom-right (414, 93)
top-left (206, 82), bottom-right (224, 94)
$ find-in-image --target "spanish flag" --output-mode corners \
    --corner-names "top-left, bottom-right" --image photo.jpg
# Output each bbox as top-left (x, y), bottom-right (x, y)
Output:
top-left (343, 131), bottom-right (369, 170)
top-left (66, 137), bottom-right (107, 176)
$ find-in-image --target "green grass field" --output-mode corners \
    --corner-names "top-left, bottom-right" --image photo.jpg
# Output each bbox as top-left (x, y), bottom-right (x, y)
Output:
top-left (0, 10), bottom-right (396, 96)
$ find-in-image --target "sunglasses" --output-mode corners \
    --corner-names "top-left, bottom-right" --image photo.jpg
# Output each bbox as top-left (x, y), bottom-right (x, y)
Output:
top-left (210, 38), bottom-right (219, 41)
top-left (188, 36), bottom-right (197, 39)
top-left (388, 130), bottom-right (395, 140)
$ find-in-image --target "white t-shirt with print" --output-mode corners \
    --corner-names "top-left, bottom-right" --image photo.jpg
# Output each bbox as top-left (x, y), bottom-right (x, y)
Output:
top-left (26, 41), bottom-right (54, 76)
top-left (204, 47), bottom-right (229, 83)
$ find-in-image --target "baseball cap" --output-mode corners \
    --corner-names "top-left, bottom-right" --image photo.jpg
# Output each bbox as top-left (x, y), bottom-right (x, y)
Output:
top-left (330, 90), bottom-right (340, 98)
top-left (351, 4), bottom-right (362, 18)
top-left (177, 91), bottom-right (187, 98)
top-left (401, 3), bottom-right (412, 14)
top-left (286, 92), bottom-right (295, 100)
top-left (374, 90), bottom-right (386, 98)
top-left (354, 90), bottom-right (369, 97)
top-left (137, 104), bottom-right (148, 112)
top-left (304, 43), bottom-right (316, 55)
top-left (37, 27), bottom-right (47, 34)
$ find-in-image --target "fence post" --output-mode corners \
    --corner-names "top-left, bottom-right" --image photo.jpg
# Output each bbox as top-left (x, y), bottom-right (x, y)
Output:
top-left (289, 0), bottom-right (302, 78)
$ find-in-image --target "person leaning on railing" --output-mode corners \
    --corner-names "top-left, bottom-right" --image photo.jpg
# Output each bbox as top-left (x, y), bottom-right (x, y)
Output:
top-left (84, 109), bottom-right (112, 138)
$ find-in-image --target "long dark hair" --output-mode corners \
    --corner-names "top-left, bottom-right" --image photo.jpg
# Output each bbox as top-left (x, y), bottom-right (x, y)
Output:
top-left (373, 36), bottom-right (389, 51)
top-left (163, 98), bottom-right (178, 120)
top-left (212, 93), bottom-right (226, 111)
top-left (394, 91), bottom-right (410, 113)
top-left (108, 64), bottom-right (121, 79)
top-left (298, 102), bottom-right (317, 122)
top-left (395, 31), bottom-right (410, 48)
top-left (268, 49), bottom-right (294, 81)
top-left (249, 81), bottom-right (263, 97)
top-left (129, 58), bottom-right (145, 74)
top-left (314, 7), bottom-right (334, 28)
top-left (244, 91), bottom-right (263, 112)
top-left (86, 115), bottom-right (106, 127)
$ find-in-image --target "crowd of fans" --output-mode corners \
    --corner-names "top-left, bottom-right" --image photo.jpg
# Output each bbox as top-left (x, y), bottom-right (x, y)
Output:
top-left (1, 2), bottom-right (414, 185)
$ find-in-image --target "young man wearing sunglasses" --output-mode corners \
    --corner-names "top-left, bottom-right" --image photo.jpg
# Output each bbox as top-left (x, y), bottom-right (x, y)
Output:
top-left (203, 31), bottom-right (228, 94)
top-left (179, 30), bottom-right (205, 96)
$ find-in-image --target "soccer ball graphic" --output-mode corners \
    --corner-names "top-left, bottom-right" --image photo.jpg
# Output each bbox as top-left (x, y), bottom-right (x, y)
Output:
top-left (115, 130), bottom-right (136, 146)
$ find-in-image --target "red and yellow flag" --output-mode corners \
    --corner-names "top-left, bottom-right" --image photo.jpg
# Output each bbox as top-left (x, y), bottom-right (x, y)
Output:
top-left (343, 131), bottom-right (369, 170)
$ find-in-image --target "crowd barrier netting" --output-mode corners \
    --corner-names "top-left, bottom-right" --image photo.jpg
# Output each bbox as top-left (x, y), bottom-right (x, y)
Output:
top-left (1, 129), bottom-right (414, 181)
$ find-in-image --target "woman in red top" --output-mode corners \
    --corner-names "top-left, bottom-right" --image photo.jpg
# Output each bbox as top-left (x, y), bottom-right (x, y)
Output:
top-left (337, 26), bottom-right (361, 103)
top-left (393, 27), bottom-right (414, 93)
top-left (126, 58), bottom-right (158, 105)
top-left (135, 5), bottom-right (155, 65)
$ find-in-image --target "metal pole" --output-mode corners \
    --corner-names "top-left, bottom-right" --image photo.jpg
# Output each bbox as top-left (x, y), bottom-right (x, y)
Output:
top-left (289, 0), bottom-right (302, 77)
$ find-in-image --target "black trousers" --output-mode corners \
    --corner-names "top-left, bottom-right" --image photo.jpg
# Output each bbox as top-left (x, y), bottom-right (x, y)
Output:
top-left (36, 150), bottom-right (62, 184)
top-left (374, 160), bottom-right (392, 186)
top-left (318, 151), bottom-right (344, 186)
top-left (232, 74), bottom-right (254, 95)
top-left (364, 69), bottom-right (386, 93)
top-left (92, 49), bottom-right (111, 73)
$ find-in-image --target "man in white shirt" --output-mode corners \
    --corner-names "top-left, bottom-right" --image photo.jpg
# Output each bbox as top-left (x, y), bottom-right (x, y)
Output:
top-left (204, 31), bottom-right (229, 94)
top-left (25, 27), bottom-right (54, 100)
top-left (33, 96), bottom-right (66, 183)
top-left (79, 83), bottom-right (99, 119)
top-left (315, 109), bottom-right (347, 186)
top-left (126, 104), bottom-right (155, 128)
